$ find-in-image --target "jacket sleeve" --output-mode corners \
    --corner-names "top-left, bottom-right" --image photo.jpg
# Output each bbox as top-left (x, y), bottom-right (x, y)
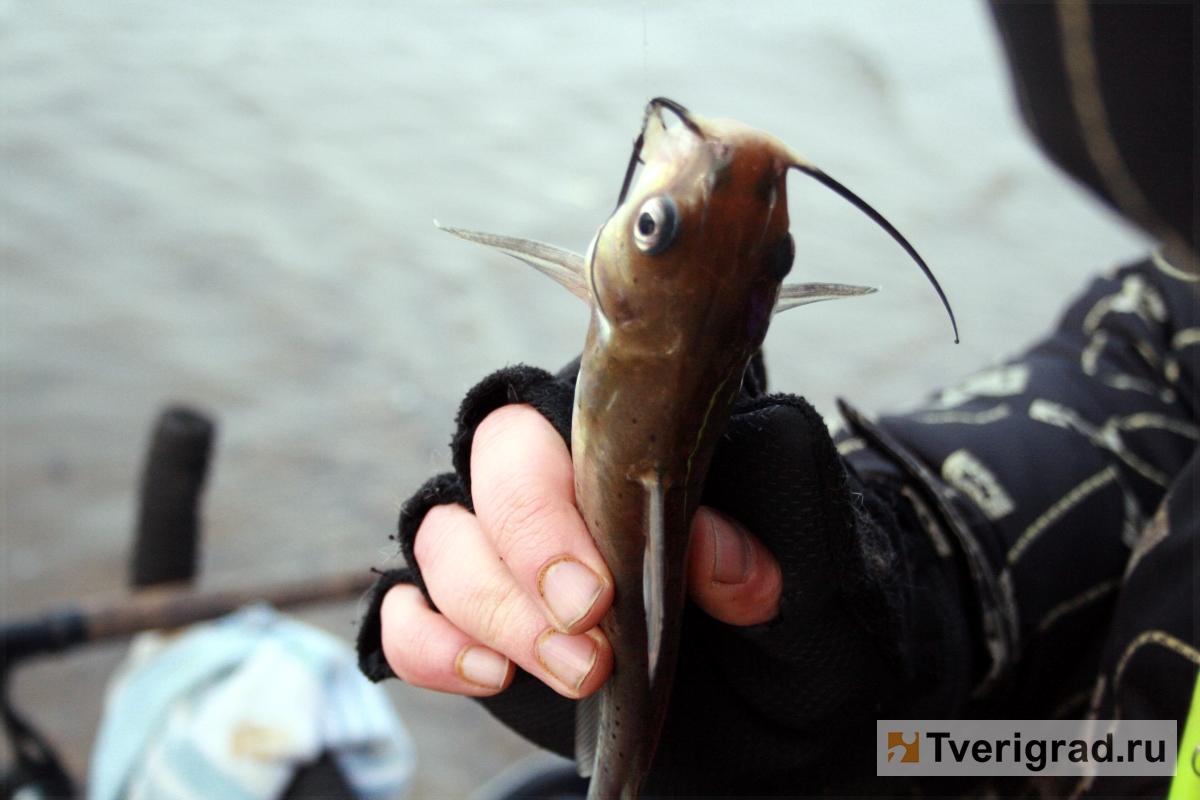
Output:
top-left (854, 257), bottom-right (1198, 723)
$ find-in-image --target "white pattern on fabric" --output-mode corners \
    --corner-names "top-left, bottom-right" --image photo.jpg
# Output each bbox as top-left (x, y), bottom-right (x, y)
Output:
top-left (914, 404), bottom-right (1011, 426)
top-left (1081, 274), bottom-right (1167, 335)
top-left (941, 449), bottom-right (1016, 521)
top-left (1028, 399), bottom-right (1170, 486)
top-left (1007, 466), bottom-right (1117, 565)
top-left (930, 364), bottom-right (1030, 410)
top-left (1171, 327), bottom-right (1200, 350)
top-left (1037, 578), bottom-right (1121, 633)
top-left (1125, 502), bottom-right (1171, 578)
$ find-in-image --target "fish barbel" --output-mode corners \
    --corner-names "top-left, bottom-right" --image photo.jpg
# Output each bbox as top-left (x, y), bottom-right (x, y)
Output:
top-left (440, 98), bottom-right (954, 798)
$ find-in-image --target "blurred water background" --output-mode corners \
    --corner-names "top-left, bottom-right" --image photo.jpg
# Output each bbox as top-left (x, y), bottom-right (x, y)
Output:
top-left (1, 0), bottom-right (1150, 796)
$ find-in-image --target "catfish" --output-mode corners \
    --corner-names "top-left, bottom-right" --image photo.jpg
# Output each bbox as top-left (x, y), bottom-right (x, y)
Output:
top-left (441, 98), bottom-right (955, 798)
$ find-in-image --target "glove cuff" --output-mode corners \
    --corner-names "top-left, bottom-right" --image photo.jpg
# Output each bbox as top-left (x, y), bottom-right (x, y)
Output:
top-left (450, 364), bottom-right (577, 498)
top-left (356, 567), bottom-right (414, 682)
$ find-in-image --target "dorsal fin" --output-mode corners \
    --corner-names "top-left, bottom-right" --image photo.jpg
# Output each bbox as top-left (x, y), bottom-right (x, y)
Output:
top-left (774, 282), bottom-right (878, 315)
top-left (435, 223), bottom-right (590, 303)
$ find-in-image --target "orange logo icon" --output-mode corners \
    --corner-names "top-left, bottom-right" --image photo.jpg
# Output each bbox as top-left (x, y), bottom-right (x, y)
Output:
top-left (887, 732), bottom-right (920, 763)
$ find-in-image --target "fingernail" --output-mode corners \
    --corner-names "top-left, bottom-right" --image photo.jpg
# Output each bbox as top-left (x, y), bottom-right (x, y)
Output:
top-left (456, 645), bottom-right (509, 690)
top-left (539, 557), bottom-right (604, 631)
top-left (537, 631), bottom-right (598, 691)
top-left (708, 509), bottom-right (753, 585)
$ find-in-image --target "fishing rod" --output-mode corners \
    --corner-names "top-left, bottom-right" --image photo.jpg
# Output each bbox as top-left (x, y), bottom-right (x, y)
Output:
top-left (1, 568), bottom-right (377, 668)
top-left (1, 406), bottom-right (375, 799)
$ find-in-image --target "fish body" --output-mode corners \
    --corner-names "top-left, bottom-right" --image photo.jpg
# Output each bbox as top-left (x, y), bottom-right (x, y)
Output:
top-left (572, 107), bottom-right (800, 797)
top-left (440, 98), bottom-right (953, 799)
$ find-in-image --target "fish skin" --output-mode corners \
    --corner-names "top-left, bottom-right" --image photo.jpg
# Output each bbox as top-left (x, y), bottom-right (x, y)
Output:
top-left (572, 102), bottom-right (801, 798)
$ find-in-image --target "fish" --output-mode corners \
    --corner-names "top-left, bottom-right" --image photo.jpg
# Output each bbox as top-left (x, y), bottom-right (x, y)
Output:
top-left (440, 98), bottom-right (955, 798)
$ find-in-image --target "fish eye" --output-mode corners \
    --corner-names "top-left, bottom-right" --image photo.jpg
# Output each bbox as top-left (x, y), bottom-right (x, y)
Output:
top-left (771, 233), bottom-right (795, 280)
top-left (632, 196), bottom-right (679, 255)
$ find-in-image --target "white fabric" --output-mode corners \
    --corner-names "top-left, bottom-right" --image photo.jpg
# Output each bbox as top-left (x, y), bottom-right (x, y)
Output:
top-left (88, 604), bottom-right (415, 800)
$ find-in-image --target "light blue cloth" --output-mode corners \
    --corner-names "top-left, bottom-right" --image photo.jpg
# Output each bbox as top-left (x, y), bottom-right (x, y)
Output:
top-left (89, 604), bottom-right (415, 800)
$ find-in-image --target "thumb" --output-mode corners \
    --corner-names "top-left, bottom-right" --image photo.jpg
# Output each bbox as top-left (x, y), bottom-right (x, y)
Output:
top-left (686, 506), bottom-right (782, 626)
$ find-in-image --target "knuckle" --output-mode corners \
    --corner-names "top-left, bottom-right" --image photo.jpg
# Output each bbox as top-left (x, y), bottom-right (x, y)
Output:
top-left (486, 474), bottom-right (562, 556)
top-left (463, 574), bottom-right (527, 647)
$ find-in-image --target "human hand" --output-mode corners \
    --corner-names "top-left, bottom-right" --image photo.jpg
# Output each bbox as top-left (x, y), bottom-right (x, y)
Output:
top-left (379, 403), bottom-right (783, 699)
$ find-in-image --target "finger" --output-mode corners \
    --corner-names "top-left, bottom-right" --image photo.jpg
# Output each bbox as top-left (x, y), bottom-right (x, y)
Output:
top-left (687, 506), bottom-right (782, 626)
top-left (380, 583), bottom-right (514, 696)
top-left (471, 404), bottom-right (613, 635)
top-left (415, 502), bottom-right (613, 698)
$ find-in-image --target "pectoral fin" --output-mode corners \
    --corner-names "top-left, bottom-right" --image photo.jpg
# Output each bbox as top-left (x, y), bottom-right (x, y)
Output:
top-left (641, 473), bottom-right (665, 685)
top-left (774, 282), bottom-right (878, 314)
top-left (436, 223), bottom-right (590, 303)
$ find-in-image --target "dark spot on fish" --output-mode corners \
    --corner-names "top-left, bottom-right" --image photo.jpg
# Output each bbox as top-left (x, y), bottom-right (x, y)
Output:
top-left (771, 233), bottom-right (795, 280)
top-left (631, 417), bottom-right (637, 424)
top-left (755, 170), bottom-right (776, 203)
top-left (747, 286), bottom-right (772, 341)
top-left (649, 434), bottom-right (656, 442)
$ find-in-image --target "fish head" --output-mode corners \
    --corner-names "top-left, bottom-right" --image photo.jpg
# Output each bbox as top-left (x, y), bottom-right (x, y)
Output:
top-left (587, 99), bottom-right (803, 359)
